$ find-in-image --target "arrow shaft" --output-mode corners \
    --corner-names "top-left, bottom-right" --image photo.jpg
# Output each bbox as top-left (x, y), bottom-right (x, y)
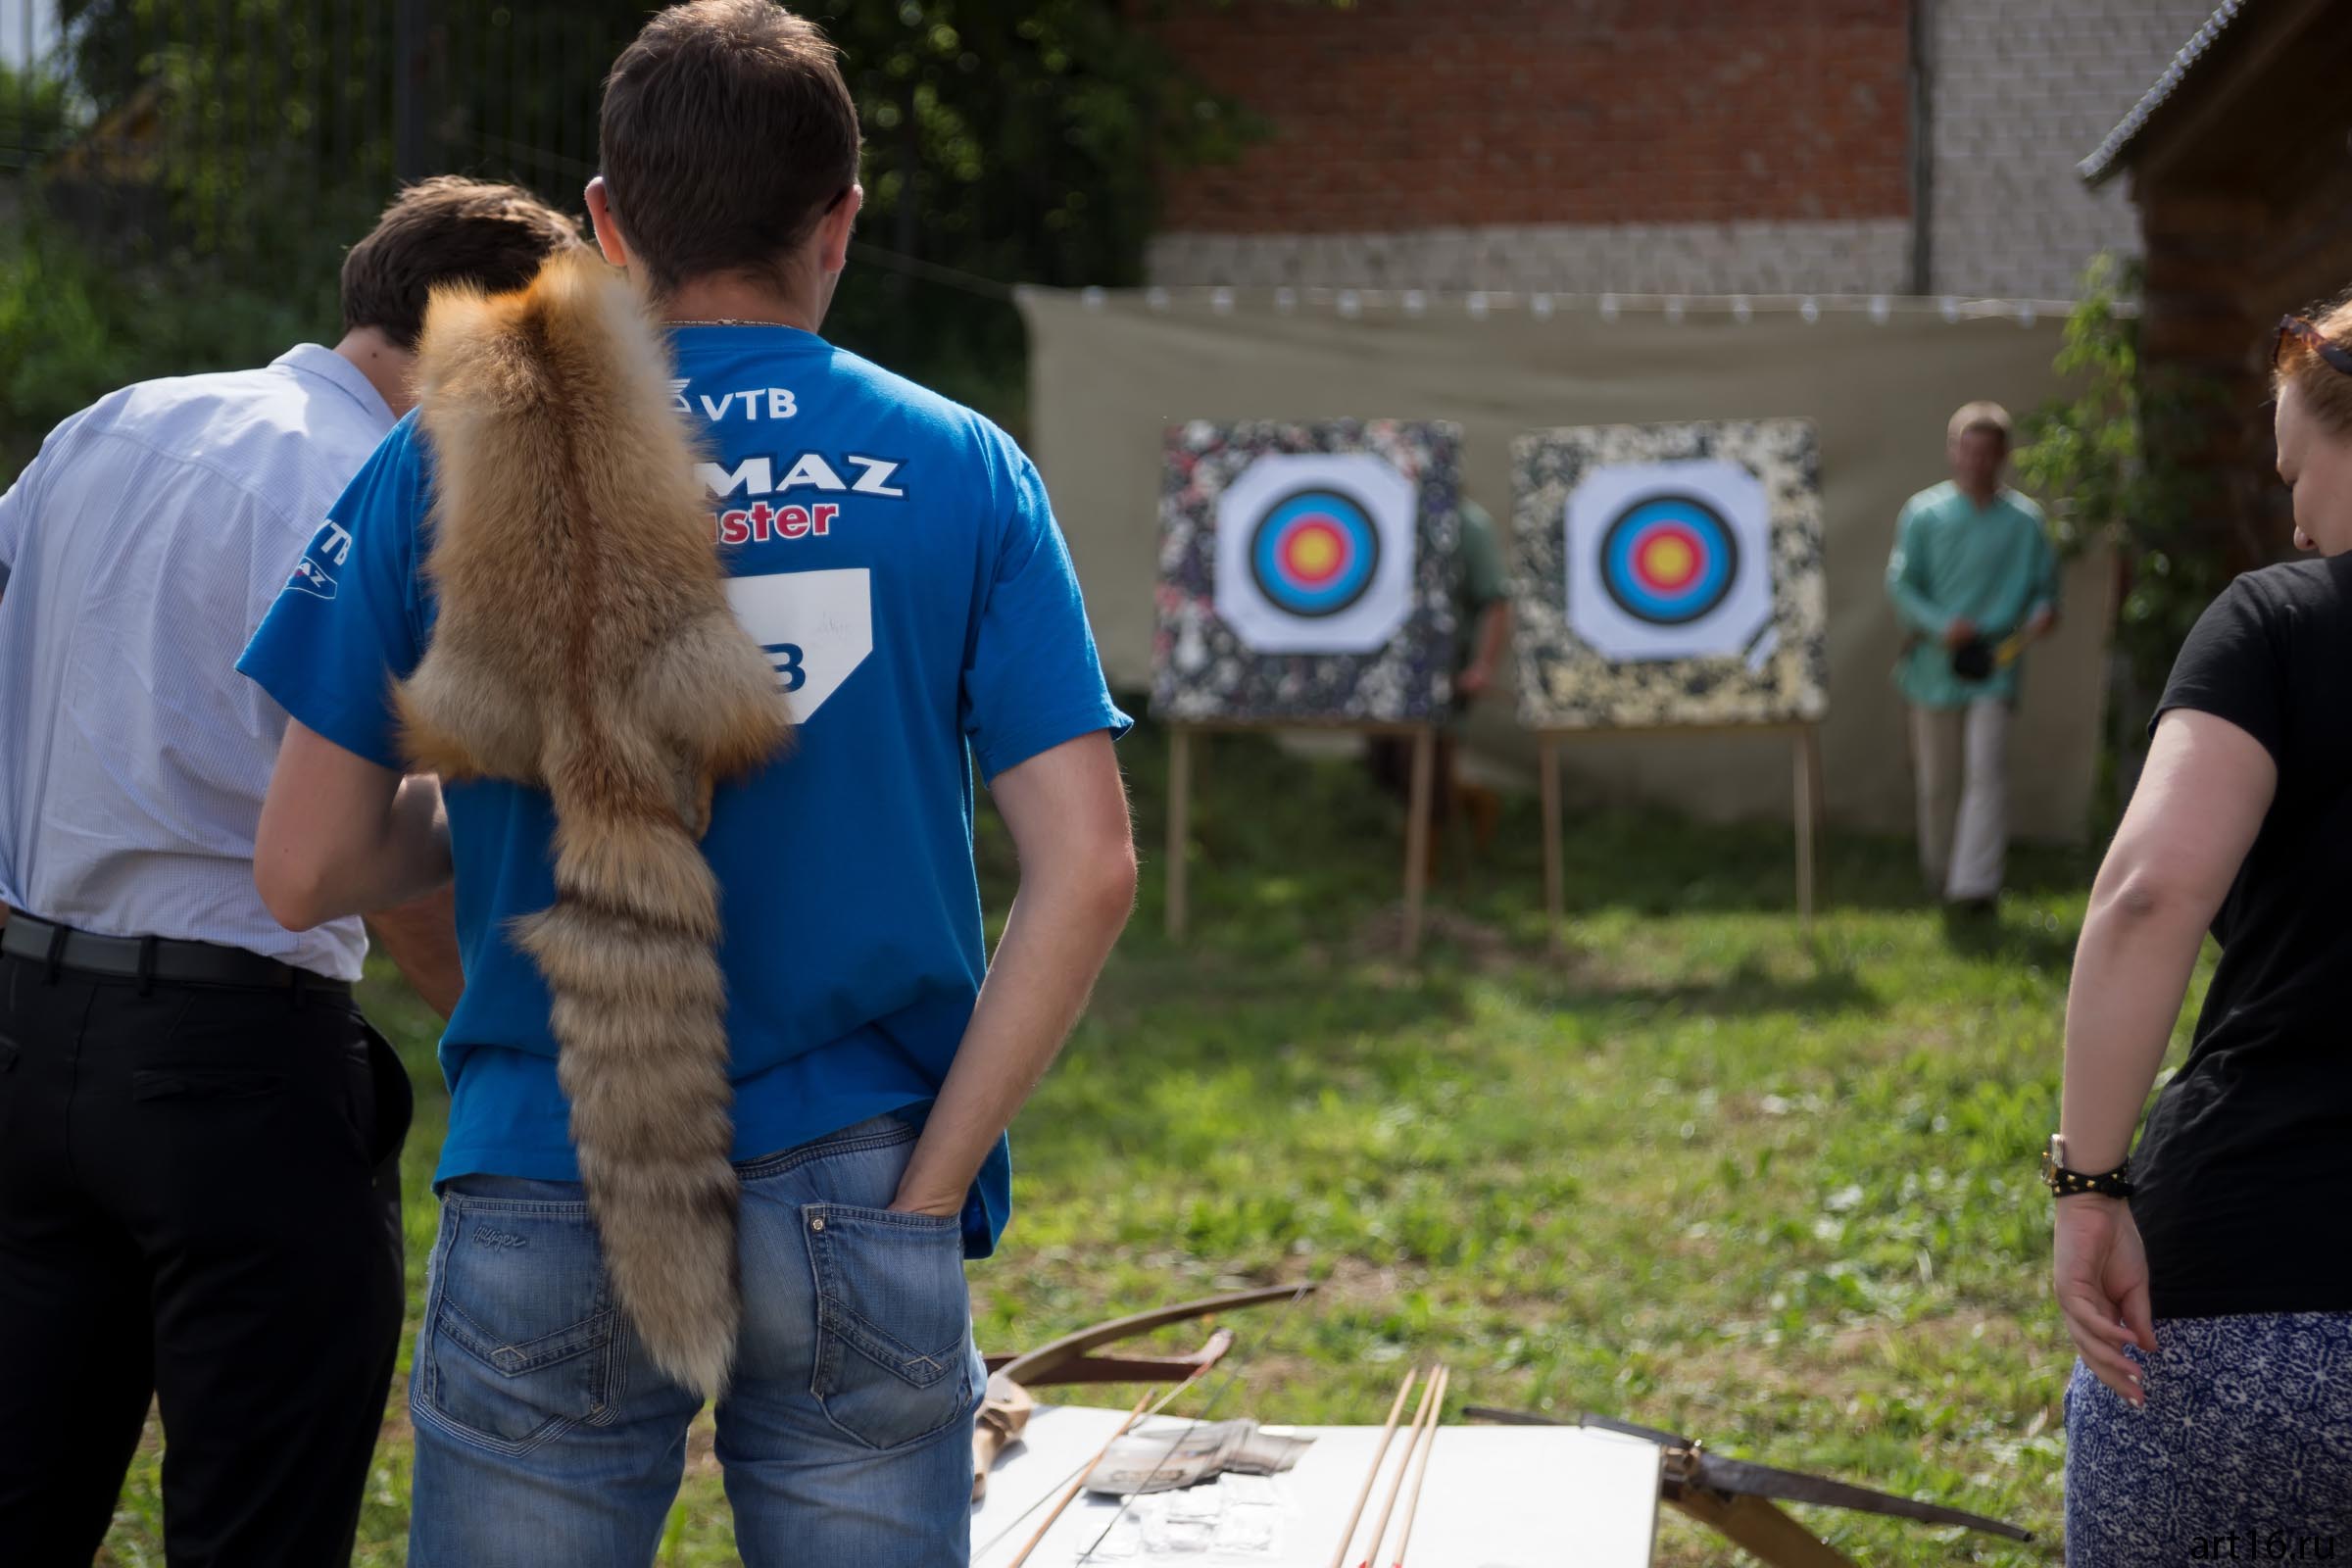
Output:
top-left (1325, 1366), bottom-right (1421, 1568)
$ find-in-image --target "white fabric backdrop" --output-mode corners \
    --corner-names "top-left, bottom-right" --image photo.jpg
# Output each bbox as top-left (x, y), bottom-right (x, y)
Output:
top-left (1019, 289), bottom-right (2110, 840)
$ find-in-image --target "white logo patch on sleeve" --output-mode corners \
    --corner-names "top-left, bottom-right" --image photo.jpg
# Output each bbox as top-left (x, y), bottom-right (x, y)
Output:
top-left (723, 567), bottom-right (874, 722)
top-left (286, 555), bottom-right (337, 600)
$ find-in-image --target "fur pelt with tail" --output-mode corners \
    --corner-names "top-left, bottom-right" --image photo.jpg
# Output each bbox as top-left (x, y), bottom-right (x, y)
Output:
top-left (396, 250), bottom-right (789, 1398)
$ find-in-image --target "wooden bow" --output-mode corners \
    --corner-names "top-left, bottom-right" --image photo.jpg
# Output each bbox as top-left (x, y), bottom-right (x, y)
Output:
top-left (973, 1283), bottom-right (1316, 1502)
top-left (1463, 1406), bottom-right (2031, 1567)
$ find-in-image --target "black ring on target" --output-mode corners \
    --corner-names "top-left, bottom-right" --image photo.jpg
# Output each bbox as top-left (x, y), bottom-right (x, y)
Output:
top-left (1598, 494), bottom-right (1741, 626)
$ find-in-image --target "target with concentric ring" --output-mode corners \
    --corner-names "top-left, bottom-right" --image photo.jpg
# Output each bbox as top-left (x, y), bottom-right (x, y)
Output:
top-left (1248, 487), bottom-right (1382, 618)
top-left (1598, 495), bottom-right (1740, 626)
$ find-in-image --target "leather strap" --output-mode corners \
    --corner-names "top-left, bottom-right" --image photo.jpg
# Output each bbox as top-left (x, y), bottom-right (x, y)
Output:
top-left (0, 910), bottom-right (351, 994)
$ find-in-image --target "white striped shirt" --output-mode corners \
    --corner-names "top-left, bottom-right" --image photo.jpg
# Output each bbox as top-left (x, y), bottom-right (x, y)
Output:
top-left (0, 346), bottom-right (396, 978)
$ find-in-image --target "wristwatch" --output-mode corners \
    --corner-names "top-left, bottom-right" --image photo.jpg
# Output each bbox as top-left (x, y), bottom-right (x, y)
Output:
top-left (2041, 1133), bottom-right (2132, 1200)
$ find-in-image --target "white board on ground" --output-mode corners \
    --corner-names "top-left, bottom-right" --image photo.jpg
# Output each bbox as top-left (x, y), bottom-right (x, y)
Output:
top-left (970, 1403), bottom-right (1661, 1567)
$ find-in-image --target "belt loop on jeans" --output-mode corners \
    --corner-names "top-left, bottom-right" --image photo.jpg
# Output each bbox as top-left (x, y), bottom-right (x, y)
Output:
top-left (43, 923), bottom-right (67, 985)
top-left (136, 935), bottom-right (158, 998)
top-left (291, 966), bottom-right (308, 1011)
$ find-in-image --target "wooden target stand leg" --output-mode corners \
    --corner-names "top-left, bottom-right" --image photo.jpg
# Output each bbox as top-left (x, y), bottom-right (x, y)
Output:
top-left (1166, 726), bottom-right (1193, 943)
top-left (1791, 724), bottom-right (1823, 934)
top-left (1162, 721), bottom-right (1436, 960)
top-left (1540, 738), bottom-right (1565, 952)
top-left (1400, 725), bottom-right (1435, 960)
top-left (1539, 723), bottom-right (1826, 943)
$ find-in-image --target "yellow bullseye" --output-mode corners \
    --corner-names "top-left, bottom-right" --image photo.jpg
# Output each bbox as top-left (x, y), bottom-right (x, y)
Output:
top-left (1289, 529), bottom-right (1342, 576)
top-left (1641, 535), bottom-right (1696, 586)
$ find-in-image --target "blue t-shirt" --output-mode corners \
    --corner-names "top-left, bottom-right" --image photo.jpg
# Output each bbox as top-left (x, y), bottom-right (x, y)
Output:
top-left (238, 325), bottom-right (1130, 1256)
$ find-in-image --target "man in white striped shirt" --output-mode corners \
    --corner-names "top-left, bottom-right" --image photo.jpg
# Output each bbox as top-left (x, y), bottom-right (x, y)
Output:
top-left (0, 177), bottom-right (583, 1566)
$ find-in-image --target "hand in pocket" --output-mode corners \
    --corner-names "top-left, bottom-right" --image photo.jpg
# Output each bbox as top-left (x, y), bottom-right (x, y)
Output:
top-left (804, 1202), bottom-right (976, 1450)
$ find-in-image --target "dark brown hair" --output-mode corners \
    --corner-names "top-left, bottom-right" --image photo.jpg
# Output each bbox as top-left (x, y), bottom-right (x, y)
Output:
top-left (341, 177), bottom-right (586, 350)
top-left (2274, 294), bottom-right (2352, 438)
top-left (598, 1), bottom-right (862, 298)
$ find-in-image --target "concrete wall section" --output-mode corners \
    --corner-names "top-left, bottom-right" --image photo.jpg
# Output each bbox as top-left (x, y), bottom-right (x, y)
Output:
top-left (1145, 220), bottom-right (1914, 297)
top-left (1924, 0), bottom-right (2216, 299)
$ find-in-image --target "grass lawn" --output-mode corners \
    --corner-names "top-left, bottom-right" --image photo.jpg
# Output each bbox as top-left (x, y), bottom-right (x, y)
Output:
top-left (99, 719), bottom-right (2191, 1565)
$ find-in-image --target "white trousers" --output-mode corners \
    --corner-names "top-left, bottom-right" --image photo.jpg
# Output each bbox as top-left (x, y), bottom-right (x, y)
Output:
top-left (1911, 700), bottom-right (2010, 902)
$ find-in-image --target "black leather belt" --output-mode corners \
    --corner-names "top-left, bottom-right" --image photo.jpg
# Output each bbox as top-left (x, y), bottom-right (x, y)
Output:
top-left (0, 910), bottom-right (352, 994)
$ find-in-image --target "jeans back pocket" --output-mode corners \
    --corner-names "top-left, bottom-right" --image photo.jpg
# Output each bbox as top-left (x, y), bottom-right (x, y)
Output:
top-left (417, 1195), bottom-right (620, 1455)
top-left (804, 1202), bottom-right (975, 1450)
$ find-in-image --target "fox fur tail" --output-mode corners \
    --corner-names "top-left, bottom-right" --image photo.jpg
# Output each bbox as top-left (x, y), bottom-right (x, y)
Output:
top-left (394, 250), bottom-right (789, 1398)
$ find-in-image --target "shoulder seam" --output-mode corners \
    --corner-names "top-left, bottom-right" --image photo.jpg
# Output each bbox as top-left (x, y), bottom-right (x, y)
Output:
top-left (63, 422), bottom-right (337, 538)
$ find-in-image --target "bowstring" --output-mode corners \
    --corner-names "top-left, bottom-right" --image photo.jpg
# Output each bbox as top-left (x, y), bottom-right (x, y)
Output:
top-left (1067, 1282), bottom-right (1317, 1565)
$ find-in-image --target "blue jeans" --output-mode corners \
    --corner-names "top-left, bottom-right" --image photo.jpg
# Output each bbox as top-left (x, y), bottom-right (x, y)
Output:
top-left (408, 1113), bottom-right (982, 1566)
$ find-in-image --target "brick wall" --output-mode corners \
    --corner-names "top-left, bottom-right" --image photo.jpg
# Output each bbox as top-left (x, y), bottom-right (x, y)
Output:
top-left (2135, 150), bottom-right (2352, 573)
top-left (1927, 0), bottom-right (2216, 301)
top-left (1153, 0), bottom-right (1913, 234)
top-left (1145, 0), bottom-right (2219, 300)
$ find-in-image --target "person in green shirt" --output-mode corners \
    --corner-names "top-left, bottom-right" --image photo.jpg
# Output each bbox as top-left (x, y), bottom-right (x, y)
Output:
top-left (1886, 402), bottom-right (2061, 910)
top-left (1451, 497), bottom-right (1513, 702)
top-left (1367, 497), bottom-right (1512, 857)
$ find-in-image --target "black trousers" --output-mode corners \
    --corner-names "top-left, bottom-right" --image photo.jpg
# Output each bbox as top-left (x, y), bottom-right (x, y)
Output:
top-left (0, 951), bottom-right (412, 1566)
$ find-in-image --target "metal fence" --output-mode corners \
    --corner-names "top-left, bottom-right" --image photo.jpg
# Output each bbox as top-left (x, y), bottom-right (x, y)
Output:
top-left (3, 1), bottom-right (636, 272)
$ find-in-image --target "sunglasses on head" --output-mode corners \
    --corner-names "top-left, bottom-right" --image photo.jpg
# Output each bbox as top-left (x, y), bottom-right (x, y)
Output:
top-left (2277, 315), bottom-right (2352, 378)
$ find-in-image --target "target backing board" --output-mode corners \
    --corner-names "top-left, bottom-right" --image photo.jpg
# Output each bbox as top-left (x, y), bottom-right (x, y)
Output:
top-left (1152, 420), bottom-right (1461, 723)
top-left (1511, 419), bottom-right (1828, 730)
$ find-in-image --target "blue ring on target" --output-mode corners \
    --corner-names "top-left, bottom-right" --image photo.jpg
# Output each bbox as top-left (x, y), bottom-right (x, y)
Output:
top-left (1599, 495), bottom-right (1740, 626)
top-left (1249, 488), bottom-right (1382, 618)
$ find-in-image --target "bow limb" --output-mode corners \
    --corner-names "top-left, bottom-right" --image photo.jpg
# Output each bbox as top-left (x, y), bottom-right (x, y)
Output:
top-left (986, 1283), bottom-right (1315, 1389)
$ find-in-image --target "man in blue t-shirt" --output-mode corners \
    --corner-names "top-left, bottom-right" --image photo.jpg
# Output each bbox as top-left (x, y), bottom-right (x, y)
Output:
top-left (238, 4), bottom-right (1136, 1561)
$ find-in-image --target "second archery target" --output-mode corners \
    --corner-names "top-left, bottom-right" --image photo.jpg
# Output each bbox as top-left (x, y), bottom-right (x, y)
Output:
top-left (1513, 420), bottom-right (1828, 729)
top-left (1153, 420), bottom-right (1461, 722)
top-left (1567, 458), bottom-right (1774, 662)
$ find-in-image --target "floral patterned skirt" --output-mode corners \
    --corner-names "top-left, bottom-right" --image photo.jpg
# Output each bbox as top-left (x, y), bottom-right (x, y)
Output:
top-left (2066, 1314), bottom-right (2352, 1565)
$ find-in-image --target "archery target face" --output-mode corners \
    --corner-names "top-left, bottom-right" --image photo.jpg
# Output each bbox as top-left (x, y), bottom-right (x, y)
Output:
top-left (1215, 453), bottom-right (1416, 653)
top-left (1566, 460), bottom-right (1773, 662)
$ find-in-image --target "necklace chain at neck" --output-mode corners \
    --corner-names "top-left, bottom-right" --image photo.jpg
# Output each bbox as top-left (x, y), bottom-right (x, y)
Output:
top-left (665, 317), bottom-right (800, 328)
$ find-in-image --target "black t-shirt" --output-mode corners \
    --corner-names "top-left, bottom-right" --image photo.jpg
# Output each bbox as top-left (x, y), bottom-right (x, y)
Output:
top-left (2133, 555), bottom-right (2352, 1318)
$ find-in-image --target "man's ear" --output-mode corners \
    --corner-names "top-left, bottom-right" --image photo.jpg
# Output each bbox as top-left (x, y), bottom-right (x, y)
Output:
top-left (585, 177), bottom-right (631, 270)
top-left (818, 185), bottom-right (863, 276)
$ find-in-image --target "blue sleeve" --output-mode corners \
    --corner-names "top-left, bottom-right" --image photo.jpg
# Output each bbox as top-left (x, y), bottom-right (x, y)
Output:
top-left (960, 441), bottom-right (1132, 784)
top-left (235, 418), bottom-right (428, 770)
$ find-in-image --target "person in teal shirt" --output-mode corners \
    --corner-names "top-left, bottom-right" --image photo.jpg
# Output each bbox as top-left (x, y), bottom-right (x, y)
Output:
top-left (1886, 402), bottom-right (2061, 909)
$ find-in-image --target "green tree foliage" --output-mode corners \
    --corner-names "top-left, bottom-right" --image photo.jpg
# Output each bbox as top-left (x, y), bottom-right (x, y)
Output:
top-left (19, 1), bottom-right (1271, 436)
top-left (2013, 254), bottom-right (2230, 699)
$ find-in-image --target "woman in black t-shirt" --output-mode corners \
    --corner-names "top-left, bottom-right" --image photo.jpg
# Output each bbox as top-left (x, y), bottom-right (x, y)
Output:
top-left (2057, 304), bottom-right (2352, 1562)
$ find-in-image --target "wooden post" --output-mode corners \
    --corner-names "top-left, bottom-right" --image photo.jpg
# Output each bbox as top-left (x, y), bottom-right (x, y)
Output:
top-left (1166, 726), bottom-right (1192, 942)
top-left (1540, 736), bottom-right (1563, 946)
top-left (1401, 725), bottom-right (1436, 960)
top-left (1804, 724), bottom-right (1827, 912)
top-left (1791, 725), bottom-right (1821, 931)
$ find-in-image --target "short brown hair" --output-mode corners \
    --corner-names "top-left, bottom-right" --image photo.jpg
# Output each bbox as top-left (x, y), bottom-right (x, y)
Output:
top-left (341, 177), bottom-right (586, 350)
top-left (1947, 402), bottom-right (2012, 444)
top-left (599, 1), bottom-right (862, 298)
top-left (2274, 294), bottom-right (2352, 439)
